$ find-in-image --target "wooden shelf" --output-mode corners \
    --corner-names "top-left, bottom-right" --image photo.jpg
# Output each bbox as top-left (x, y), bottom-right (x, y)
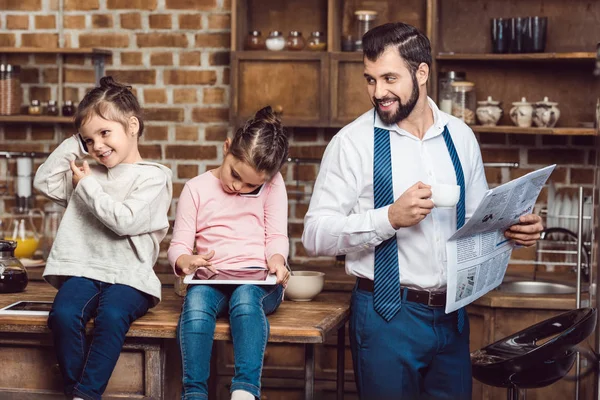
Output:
top-left (472, 125), bottom-right (596, 136)
top-left (0, 47), bottom-right (111, 56)
top-left (436, 52), bottom-right (596, 61)
top-left (0, 115), bottom-right (74, 124)
top-left (232, 50), bottom-right (327, 61)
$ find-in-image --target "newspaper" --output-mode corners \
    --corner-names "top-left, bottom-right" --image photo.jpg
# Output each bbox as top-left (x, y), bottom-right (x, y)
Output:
top-left (445, 164), bottom-right (556, 313)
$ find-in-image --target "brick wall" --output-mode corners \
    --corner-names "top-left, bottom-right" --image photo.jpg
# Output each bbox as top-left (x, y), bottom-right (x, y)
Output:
top-left (0, 1), bottom-right (596, 273)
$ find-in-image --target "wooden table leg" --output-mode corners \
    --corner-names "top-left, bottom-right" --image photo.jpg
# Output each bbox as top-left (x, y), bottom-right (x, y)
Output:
top-left (305, 343), bottom-right (315, 400)
top-left (337, 324), bottom-right (345, 400)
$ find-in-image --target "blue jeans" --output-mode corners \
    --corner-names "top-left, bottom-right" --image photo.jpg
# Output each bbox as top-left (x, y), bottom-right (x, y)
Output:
top-left (349, 286), bottom-right (472, 400)
top-left (48, 277), bottom-right (151, 400)
top-left (178, 284), bottom-right (284, 399)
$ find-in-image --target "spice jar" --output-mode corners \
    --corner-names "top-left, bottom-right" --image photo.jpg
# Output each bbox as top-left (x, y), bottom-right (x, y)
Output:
top-left (62, 100), bottom-right (75, 117)
top-left (46, 100), bottom-right (59, 116)
top-left (28, 99), bottom-right (41, 116)
top-left (354, 10), bottom-right (377, 51)
top-left (286, 31), bottom-right (306, 51)
top-left (438, 71), bottom-right (465, 114)
top-left (0, 64), bottom-right (22, 116)
top-left (451, 81), bottom-right (476, 125)
top-left (265, 31), bottom-right (286, 51)
top-left (307, 31), bottom-right (327, 51)
top-left (245, 30), bottom-right (265, 50)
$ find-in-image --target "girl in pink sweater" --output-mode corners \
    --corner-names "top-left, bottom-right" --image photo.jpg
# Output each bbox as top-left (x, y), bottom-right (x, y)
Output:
top-left (168, 106), bottom-right (290, 400)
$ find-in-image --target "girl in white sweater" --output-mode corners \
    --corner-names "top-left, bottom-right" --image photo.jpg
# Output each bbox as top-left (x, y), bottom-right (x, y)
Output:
top-left (34, 76), bottom-right (172, 400)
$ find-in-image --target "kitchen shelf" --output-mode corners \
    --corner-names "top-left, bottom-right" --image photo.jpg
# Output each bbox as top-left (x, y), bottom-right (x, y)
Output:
top-left (0, 115), bottom-right (73, 124)
top-left (0, 47), bottom-right (111, 56)
top-left (436, 52), bottom-right (596, 61)
top-left (472, 125), bottom-right (596, 136)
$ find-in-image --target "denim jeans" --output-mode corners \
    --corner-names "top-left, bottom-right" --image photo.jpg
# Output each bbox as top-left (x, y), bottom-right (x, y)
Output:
top-left (48, 277), bottom-right (151, 400)
top-left (349, 286), bottom-right (472, 400)
top-left (178, 284), bottom-right (284, 399)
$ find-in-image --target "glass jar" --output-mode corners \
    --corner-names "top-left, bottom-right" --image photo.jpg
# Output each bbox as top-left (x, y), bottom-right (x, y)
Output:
top-left (62, 100), bottom-right (75, 117)
top-left (245, 30), bottom-right (265, 50)
top-left (0, 64), bottom-right (21, 116)
top-left (28, 99), bottom-right (41, 115)
top-left (286, 31), bottom-right (306, 51)
top-left (265, 31), bottom-right (286, 51)
top-left (451, 81), bottom-right (476, 125)
top-left (46, 100), bottom-right (59, 116)
top-left (438, 71), bottom-right (465, 114)
top-left (0, 240), bottom-right (28, 293)
top-left (4, 208), bottom-right (44, 260)
top-left (354, 10), bottom-right (377, 51)
top-left (307, 31), bottom-right (327, 51)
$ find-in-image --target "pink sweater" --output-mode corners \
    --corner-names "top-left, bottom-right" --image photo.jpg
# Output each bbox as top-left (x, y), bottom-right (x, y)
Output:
top-left (168, 171), bottom-right (289, 275)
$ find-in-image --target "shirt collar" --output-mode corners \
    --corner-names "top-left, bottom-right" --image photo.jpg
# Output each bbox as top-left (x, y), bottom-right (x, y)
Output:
top-left (373, 97), bottom-right (450, 139)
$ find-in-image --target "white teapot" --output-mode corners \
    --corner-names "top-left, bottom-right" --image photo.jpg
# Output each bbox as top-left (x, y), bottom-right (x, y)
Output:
top-left (509, 97), bottom-right (533, 128)
top-left (476, 96), bottom-right (503, 126)
top-left (533, 97), bottom-right (560, 128)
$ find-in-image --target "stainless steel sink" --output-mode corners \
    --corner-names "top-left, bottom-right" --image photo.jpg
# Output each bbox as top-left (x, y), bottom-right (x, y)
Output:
top-left (496, 280), bottom-right (582, 295)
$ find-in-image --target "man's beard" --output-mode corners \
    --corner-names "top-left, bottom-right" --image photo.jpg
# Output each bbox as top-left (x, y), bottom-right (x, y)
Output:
top-left (373, 73), bottom-right (420, 125)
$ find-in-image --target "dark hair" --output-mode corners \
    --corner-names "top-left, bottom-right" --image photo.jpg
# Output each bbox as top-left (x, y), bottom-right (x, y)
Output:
top-left (363, 22), bottom-right (432, 74)
top-left (228, 106), bottom-right (289, 179)
top-left (74, 76), bottom-right (144, 137)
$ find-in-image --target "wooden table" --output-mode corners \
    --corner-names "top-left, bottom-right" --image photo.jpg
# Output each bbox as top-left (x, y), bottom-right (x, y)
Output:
top-left (0, 282), bottom-right (350, 400)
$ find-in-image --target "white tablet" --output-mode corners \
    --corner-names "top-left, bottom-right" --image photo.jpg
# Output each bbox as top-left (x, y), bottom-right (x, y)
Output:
top-left (183, 271), bottom-right (277, 286)
top-left (0, 301), bottom-right (52, 316)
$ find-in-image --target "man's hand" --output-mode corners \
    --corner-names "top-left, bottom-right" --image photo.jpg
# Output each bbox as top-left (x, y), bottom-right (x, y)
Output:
top-left (176, 250), bottom-right (217, 276)
top-left (267, 254), bottom-right (290, 286)
top-left (387, 181), bottom-right (434, 229)
top-left (504, 214), bottom-right (543, 247)
top-left (70, 160), bottom-right (91, 188)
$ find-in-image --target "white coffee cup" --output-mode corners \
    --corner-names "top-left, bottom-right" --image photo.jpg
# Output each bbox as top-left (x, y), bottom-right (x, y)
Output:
top-left (431, 183), bottom-right (460, 208)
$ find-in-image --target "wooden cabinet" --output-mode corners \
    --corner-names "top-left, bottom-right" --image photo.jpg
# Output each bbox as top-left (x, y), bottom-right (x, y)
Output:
top-left (230, 0), bottom-right (599, 136)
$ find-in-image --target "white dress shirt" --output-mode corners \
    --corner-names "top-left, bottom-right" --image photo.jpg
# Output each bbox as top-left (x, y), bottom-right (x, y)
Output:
top-left (302, 98), bottom-right (489, 290)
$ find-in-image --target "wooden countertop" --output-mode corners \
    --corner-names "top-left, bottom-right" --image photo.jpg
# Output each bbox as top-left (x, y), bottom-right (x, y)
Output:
top-left (0, 282), bottom-right (350, 344)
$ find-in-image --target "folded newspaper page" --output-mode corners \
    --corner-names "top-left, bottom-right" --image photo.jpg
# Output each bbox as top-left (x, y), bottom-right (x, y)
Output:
top-left (445, 164), bottom-right (556, 313)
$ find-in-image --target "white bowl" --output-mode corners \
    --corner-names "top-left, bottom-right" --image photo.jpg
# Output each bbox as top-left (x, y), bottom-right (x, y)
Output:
top-left (285, 271), bottom-right (325, 301)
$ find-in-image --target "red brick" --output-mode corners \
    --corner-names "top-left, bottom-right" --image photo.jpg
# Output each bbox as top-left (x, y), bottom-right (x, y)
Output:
top-left (121, 52), bottom-right (143, 65)
top-left (120, 13), bottom-right (141, 29)
top-left (223, 0), bottom-right (231, 10)
top-left (164, 70), bottom-right (217, 85)
top-left (571, 168), bottom-right (595, 184)
top-left (79, 33), bottom-right (129, 48)
top-left (137, 33), bottom-right (188, 47)
top-left (64, 0), bottom-right (98, 10)
top-left (179, 51), bottom-right (201, 66)
top-left (572, 136), bottom-right (595, 147)
top-left (178, 164), bottom-right (199, 179)
top-left (528, 149), bottom-right (585, 165)
top-left (289, 145), bottom-right (327, 159)
top-left (173, 88), bottom-right (197, 104)
top-left (508, 134), bottom-right (537, 146)
top-left (208, 14), bottom-right (230, 29)
top-left (144, 125), bottom-right (169, 141)
top-left (34, 54), bottom-right (58, 64)
top-left (292, 164), bottom-right (317, 181)
top-left (150, 52), bottom-right (173, 66)
top-left (144, 88), bottom-right (167, 103)
top-left (203, 87), bottom-right (225, 104)
top-left (166, 145), bottom-right (217, 159)
top-left (29, 87), bottom-right (51, 102)
top-left (205, 125), bottom-right (228, 141)
top-left (107, 0), bottom-right (156, 10)
top-left (195, 33), bottom-right (230, 48)
top-left (478, 133), bottom-right (506, 145)
top-left (178, 14), bottom-right (202, 30)
top-left (6, 15), bottom-right (29, 30)
top-left (292, 127), bottom-right (318, 142)
top-left (541, 134), bottom-right (568, 146)
top-left (1, 0), bottom-right (41, 10)
top-left (149, 14), bottom-right (172, 29)
top-left (294, 202), bottom-right (309, 219)
top-left (166, 0), bottom-right (216, 10)
top-left (92, 14), bottom-right (113, 28)
top-left (175, 126), bottom-right (199, 140)
top-left (64, 69), bottom-right (95, 83)
top-left (34, 15), bottom-right (56, 29)
top-left (222, 67), bottom-right (230, 84)
top-left (63, 87), bottom-right (79, 102)
top-left (64, 15), bottom-right (86, 29)
top-left (485, 168), bottom-right (502, 184)
top-left (106, 69), bottom-right (156, 84)
top-left (139, 144), bottom-right (162, 159)
top-left (21, 67), bottom-right (41, 84)
top-left (480, 148), bottom-right (520, 163)
top-left (172, 182), bottom-right (185, 198)
top-left (191, 107), bottom-right (228, 123)
top-left (0, 34), bottom-right (16, 47)
top-left (22, 33), bottom-right (58, 48)
top-left (209, 51), bottom-right (229, 66)
top-left (145, 108), bottom-right (185, 122)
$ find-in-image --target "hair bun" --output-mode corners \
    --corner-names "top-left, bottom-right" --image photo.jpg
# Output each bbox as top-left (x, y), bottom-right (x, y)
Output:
top-left (99, 76), bottom-right (131, 92)
top-left (253, 105), bottom-right (280, 126)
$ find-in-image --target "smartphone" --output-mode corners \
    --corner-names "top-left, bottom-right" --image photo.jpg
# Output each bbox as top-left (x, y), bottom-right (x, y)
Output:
top-left (238, 184), bottom-right (265, 198)
top-left (76, 133), bottom-right (89, 154)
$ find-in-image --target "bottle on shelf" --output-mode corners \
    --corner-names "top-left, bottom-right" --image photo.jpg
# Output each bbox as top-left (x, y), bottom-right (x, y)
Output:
top-left (62, 100), bottom-right (75, 117)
